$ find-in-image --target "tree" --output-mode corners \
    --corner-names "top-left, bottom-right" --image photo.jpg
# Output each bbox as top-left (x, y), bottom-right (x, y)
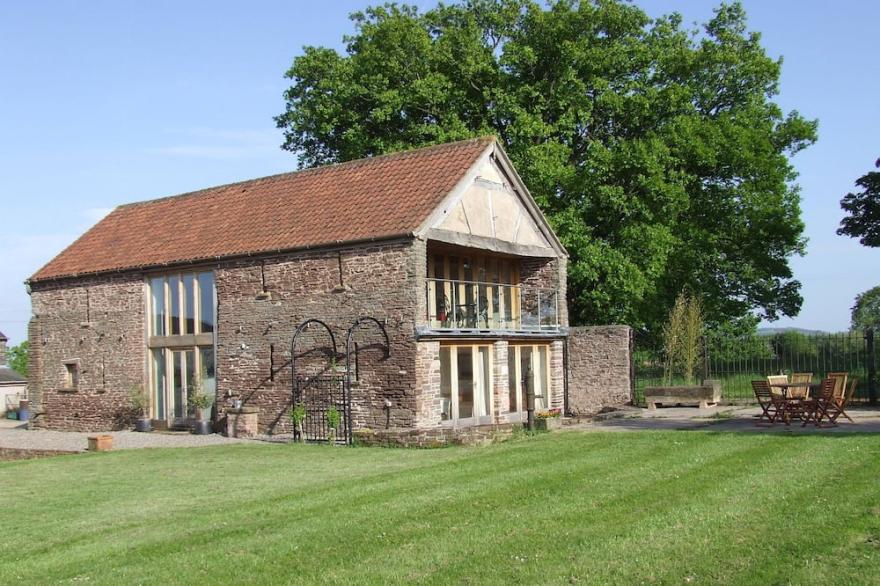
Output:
top-left (837, 159), bottom-right (880, 247)
top-left (851, 286), bottom-right (880, 331)
top-left (276, 0), bottom-right (817, 336)
top-left (7, 341), bottom-right (27, 376)
top-left (662, 292), bottom-right (703, 385)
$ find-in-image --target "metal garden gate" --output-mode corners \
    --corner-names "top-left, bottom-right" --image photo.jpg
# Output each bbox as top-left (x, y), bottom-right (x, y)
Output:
top-left (290, 317), bottom-right (390, 445)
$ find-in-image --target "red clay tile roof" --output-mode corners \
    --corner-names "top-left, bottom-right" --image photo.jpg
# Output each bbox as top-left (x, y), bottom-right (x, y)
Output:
top-left (30, 137), bottom-right (495, 282)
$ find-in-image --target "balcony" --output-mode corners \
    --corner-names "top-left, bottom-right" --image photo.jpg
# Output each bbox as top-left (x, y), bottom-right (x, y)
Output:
top-left (425, 278), bottom-right (560, 332)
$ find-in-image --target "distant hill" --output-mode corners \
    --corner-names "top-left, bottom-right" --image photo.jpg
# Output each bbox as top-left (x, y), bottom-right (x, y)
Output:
top-left (757, 327), bottom-right (830, 336)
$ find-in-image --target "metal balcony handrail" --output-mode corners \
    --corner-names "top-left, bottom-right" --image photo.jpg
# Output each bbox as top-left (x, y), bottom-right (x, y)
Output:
top-left (424, 277), bottom-right (559, 331)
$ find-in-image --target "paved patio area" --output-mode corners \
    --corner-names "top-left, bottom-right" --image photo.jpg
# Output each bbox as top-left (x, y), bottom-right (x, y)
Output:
top-left (572, 404), bottom-right (880, 433)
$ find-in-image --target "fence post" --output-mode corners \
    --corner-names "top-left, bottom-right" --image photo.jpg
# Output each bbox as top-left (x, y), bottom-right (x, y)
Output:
top-left (701, 335), bottom-right (710, 383)
top-left (867, 327), bottom-right (877, 405)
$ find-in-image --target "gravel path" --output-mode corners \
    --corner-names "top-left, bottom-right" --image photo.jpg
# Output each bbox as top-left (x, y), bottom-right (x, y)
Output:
top-left (0, 420), bottom-right (249, 452)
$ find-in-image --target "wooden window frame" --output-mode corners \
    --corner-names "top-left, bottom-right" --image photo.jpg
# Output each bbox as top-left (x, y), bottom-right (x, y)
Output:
top-left (146, 272), bottom-right (217, 422)
top-left (439, 343), bottom-right (494, 427)
top-left (60, 359), bottom-right (80, 392)
top-left (506, 343), bottom-right (551, 417)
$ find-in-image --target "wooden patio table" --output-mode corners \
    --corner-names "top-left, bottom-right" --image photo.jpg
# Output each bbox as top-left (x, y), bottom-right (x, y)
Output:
top-left (770, 381), bottom-right (814, 399)
top-left (771, 382), bottom-right (817, 422)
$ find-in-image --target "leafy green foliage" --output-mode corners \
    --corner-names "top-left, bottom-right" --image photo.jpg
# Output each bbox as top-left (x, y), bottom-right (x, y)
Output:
top-left (851, 286), bottom-right (880, 331)
top-left (326, 406), bottom-right (342, 430)
top-left (290, 403), bottom-right (306, 426)
top-left (129, 384), bottom-right (149, 416)
top-left (7, 341), bottom-right (27, 376)
top-left (838, 159), bottom-right (880, 247)
top-left (662, 292), bottom-right (703, 384)
top-left (770, 330), bottom-right (818, 361)
top-left (276, 0), bottom-right (816, 336)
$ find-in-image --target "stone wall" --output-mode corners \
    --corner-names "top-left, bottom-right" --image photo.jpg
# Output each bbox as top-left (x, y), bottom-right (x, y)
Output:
top-left (28, 273), bottom-right (147, 431)
top-left (215, 238), bottom-right (424, 434)
top-left (567, 325), bottom-right (633, 416)
top-left (353, 423), bottom-right (517, 448)
top-left (520, 256), bottom-right (568, 327)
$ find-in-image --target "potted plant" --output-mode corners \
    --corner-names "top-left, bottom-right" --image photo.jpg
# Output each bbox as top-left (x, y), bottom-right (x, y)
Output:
top-left (189, 391), bottom-right (214, 435)
top-left (290, 403), bottom-right (306, 443)
top-left (326, 406), bottom-right (341, 445)
top-left (130, 384), bottom-right (152, 432)
top-left (534, 408), bottom-right (562, 431)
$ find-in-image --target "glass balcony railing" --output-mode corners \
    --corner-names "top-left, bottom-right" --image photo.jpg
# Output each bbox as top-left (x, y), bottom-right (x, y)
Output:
top-left (425, 278), bottom-right (559, 331)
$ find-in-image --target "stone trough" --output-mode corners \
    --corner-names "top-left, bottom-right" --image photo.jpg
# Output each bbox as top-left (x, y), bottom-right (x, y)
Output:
top-left (644, 380), bottom-right (722, 410)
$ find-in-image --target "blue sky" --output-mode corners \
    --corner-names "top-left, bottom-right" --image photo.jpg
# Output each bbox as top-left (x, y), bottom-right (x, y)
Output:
top-left (0, 0), bottom-right (877, 345)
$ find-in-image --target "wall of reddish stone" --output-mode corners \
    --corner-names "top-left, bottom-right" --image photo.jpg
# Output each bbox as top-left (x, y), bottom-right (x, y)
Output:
top-left (520, 256), bottom-right (568, 327)
top-left (214, 238), bottom-right (425, 434)
top-left (567, 326), bottom-right (633, 416)
top-left (413, 340), bottom-right (441, 427)
top-left (28, 273), bottom-right (147, 431)
top-left (26, 236), bottom-right (577, 434)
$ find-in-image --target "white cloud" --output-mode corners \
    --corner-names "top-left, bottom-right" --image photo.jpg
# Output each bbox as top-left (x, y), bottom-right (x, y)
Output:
top-left (149, 128), bottom-right (282, 159)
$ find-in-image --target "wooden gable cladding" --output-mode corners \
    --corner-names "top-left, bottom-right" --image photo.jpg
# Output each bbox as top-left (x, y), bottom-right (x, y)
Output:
top-left (422, 150), bottom-right (562, 258)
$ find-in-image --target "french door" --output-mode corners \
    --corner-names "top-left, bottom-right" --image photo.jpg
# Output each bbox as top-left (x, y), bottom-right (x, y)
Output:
top-left (151, 347), bottom-right (215, 426)
top-left (507, 344), bottom-right (550, 417)
top-left (439, 344), bottom-right (493, 425)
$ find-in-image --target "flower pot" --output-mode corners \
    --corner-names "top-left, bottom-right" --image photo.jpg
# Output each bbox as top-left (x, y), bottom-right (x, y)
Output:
top-left (534, 418), bottom-right (562, 432)
top-left (192, 420), bottom-right (212, 435)
top-left (88, 435), bottom-right (113, 451)
top-left (135, 417), bottom-right (152, 433)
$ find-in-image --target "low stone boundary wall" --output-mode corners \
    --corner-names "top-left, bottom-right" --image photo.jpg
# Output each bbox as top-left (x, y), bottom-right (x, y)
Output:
top-left (0, 447), bottom-right (78, 461)
top-left (354, 423), bottom-right (518, 448)
top-left (567, 325), bottom-right (633, 416)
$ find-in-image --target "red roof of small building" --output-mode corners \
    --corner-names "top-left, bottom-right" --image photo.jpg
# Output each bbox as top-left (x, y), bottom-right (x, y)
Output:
top-left (30, 137), bottom-right (494, 282)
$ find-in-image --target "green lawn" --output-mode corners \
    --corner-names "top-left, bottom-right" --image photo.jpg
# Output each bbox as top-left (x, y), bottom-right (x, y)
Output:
top-left (2, 431), bottom-right (880, 584)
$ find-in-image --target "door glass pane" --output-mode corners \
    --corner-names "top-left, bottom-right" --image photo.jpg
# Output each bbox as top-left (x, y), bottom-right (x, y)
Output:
top-left (150, 277), bottom-right (166, 336)
top-left (183, 274), bottom-right (196, 335)
top-left (152, 349), bottom-right (165, 420)
top-left (172, 351), bottom-right (184, 419)
top-left (457, 347), bottom-right (473, 419)
top-left (440, 347), bottom-right (452, 421)
top-left (536, 346), bottom-right (548, 410)
top-left (198, 272), bottom-right (214, 333)
top-left (520, 346), bottom-right (532, 411)
top-left (186, 350), bottom-right (195, 417)
top-left (169, 275), bottom-right (181, 335)
top-left (200, 347), bottom-right (216, 404)
top-left (432, 255), bottom-right (445, 280)
top-left (478, 346), bottom-right (491, 417)
top-left (507, 348), bottom-right (518, 412)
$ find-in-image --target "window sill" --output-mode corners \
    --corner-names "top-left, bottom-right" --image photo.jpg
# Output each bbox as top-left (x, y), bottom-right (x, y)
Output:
top-left (58, 388), bottom-right (78, 393)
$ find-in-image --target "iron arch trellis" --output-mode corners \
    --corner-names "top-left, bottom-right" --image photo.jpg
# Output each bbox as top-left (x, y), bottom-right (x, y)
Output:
top-left (290, 319), bottom-right (346, 444)
top-left (346, 317), bottom-right (391, 435)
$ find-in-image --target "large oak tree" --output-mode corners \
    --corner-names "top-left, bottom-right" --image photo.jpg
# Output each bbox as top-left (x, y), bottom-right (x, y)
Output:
top-left (276, 0), bottom-right (816, 337)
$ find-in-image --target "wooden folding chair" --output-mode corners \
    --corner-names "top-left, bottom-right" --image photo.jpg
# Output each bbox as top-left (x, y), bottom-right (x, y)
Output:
top-left (789, 372), bottom-right (812, 399)
top-left (827, 372), bottom-right (848, 401)
top-left (767, 375), bottom-right (789, 397)
top-left (752, 380), bottom-right (786, 424)
top-left (826, 378), bottom-right (858, 424)
top-left (802, 378), bottom-right (836, 427)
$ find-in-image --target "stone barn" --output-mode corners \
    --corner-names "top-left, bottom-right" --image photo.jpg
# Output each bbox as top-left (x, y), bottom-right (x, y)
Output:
top-left (25, 137), bottom-right (631, 443)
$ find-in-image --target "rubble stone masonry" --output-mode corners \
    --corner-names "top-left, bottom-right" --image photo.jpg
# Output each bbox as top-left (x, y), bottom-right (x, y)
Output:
top-left (567, 325), bottom-right (633, 416)
top-left (28, 273), bottom-right (147, 431)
